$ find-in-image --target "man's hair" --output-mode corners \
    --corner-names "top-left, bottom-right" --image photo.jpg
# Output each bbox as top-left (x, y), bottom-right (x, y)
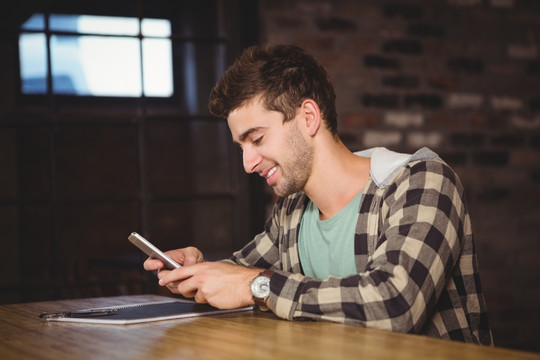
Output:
top-left (208, 44), bottom-right (338, 135)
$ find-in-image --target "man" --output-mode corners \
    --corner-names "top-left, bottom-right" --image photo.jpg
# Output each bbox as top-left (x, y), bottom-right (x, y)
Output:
top-left (144, 44), bottom-right (493, 345)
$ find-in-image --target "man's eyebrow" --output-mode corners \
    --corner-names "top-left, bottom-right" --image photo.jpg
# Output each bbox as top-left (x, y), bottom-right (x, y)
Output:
top-left (238, 126), bottom-right (265, 143)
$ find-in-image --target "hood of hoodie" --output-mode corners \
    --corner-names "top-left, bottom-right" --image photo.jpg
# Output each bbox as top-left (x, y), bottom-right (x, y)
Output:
top-left (354, 147), bottom-right (441, 189)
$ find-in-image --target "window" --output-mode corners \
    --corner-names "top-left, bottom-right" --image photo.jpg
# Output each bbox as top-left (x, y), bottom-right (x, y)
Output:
top-left (19, 13), bottom-right (173, 97)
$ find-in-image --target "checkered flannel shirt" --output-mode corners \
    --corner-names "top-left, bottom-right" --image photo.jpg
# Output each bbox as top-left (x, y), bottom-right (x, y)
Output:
top-left (227, 156), bottom-right (493, 345)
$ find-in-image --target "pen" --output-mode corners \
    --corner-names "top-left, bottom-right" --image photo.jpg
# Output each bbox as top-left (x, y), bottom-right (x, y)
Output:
top-left (39, 308), bottom-right (118, 319)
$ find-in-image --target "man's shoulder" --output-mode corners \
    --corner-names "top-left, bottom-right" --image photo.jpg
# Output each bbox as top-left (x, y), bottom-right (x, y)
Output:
top-left (385, 154), bottom-right (464, 199)
top-left (355, 147), bottom-right (446, 189)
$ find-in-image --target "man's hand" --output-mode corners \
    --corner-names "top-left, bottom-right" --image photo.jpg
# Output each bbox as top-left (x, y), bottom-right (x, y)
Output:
top-left (143, 246), bottom-right (204, 271)
top-left (158, 261), bottom-right (262, 310)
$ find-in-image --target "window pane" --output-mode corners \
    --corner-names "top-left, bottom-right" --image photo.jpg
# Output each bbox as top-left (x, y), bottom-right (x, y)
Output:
top-left (142, 38), bottom-right (173, 97)
top-left (51, 35), bottom-right (142, 96)
top-left (19, 33), bottom-right (48, 94)
top-left (22, 14), bottom-right (45, 31)
top-left (141, 18), bottom-right (171, 37)
top-left (51, 14), bottom-right (139, 35)
top-left (49, 14), bottom-right (80, 33)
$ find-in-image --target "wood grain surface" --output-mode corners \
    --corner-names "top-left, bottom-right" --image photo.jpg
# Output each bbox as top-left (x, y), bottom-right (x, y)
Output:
top-left (0, 295), bottom-right (538, 360)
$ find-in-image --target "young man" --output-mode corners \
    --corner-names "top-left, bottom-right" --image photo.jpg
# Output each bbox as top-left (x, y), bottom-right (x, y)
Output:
top-left (144, 44), bottom-right (493, 345)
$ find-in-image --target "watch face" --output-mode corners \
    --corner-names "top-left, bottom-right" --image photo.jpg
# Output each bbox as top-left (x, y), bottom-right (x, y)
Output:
top-left (251, 275), bottom-right (270, 298)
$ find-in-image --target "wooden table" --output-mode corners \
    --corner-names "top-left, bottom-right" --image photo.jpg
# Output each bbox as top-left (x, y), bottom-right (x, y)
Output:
top-left (0, 295), bottom-right (538, 360)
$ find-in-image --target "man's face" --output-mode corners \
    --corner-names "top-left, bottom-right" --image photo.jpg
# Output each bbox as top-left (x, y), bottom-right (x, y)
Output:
top-left (228, 98), bottom-right (313, 197)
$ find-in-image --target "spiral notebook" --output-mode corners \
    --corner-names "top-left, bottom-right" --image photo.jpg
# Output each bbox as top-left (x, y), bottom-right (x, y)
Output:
top-left (39, 299), bottom-right (253, 325)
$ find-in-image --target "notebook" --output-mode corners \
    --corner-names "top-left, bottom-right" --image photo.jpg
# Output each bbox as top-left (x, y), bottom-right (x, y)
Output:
top-left (39, 299), bottom-right (253, 325)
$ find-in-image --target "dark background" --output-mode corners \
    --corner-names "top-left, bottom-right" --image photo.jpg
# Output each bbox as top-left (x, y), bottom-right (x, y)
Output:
top-left (1, 0), bottom-right (539, 353)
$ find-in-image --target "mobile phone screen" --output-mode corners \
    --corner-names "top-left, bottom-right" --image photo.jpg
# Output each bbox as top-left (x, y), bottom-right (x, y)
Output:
top-left (128, 232), bottom-right (181, 270)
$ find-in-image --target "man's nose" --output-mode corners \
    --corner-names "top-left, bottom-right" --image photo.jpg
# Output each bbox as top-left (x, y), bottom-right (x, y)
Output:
top-left (243, 146), bottom-right (261, 174)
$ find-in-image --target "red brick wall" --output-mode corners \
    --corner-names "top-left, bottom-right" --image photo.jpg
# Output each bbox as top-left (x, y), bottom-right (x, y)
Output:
top-left (259, 0), bottom-right (540, 352)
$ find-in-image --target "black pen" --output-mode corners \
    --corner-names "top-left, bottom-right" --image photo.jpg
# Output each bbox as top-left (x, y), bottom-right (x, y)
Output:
top-left (39, 308), bottom-right (118, 319)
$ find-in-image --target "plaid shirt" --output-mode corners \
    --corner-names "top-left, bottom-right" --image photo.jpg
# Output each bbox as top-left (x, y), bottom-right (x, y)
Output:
top-left (228, 148), bottom-right (493, 345)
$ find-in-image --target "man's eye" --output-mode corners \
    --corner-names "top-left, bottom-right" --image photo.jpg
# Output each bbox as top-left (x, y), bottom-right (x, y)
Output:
top-left (253, 136), bottom-right (263, 145)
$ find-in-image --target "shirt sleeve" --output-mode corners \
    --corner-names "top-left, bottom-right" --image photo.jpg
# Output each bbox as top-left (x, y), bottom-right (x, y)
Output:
top-left (265, 160), bottom-right (469, 334)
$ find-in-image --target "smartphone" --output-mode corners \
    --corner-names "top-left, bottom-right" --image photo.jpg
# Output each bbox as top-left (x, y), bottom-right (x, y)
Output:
top-left (128, 232), bottom-right (181, 270)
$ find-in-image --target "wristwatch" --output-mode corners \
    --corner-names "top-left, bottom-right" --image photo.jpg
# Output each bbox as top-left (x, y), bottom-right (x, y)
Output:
top-left (250, 269), bottom-right (273, 307)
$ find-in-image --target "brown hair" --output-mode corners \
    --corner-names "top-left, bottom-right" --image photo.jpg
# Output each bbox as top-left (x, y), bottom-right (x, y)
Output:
top-left (208, 44), bottom-right (338, 135)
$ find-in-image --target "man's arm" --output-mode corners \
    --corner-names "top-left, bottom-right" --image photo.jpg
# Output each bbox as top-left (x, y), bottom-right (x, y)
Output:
top-left (157, 261), bottom-right (262, 309)
top-left (151, 206), bottom-right (286, 309)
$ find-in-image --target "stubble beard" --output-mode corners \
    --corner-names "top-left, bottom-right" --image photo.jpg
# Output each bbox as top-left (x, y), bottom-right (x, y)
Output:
top-left (272, 122), bottom-right (314, 198)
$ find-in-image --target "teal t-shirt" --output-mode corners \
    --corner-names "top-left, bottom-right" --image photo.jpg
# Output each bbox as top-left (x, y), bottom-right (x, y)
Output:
top-left (298, 190), bottom-right (363, 279)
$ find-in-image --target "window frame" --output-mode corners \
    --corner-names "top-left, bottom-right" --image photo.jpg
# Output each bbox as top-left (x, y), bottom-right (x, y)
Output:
top-left (15, 10), bottom-right (225, 111)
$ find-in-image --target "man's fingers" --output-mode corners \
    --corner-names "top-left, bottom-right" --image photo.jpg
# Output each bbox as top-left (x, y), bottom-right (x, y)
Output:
top-left (143, 258), bottom-right (164, 271)
top-left (158, 265), bottom-right (196, 286)
top-left (183, 254), bottom-right (198, 266)
top-left (193, 291), bottom-right (208, 304)
top-left (181, 247), bottom-right (204, 266)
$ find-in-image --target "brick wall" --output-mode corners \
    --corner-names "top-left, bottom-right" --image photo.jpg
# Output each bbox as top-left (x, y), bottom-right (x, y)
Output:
top-left (259, 0), bottom-right (540, 352)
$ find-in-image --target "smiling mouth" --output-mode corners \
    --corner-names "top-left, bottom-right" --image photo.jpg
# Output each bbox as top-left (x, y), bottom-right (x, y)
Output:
top-left (265, 166), bottom-right (277, 180)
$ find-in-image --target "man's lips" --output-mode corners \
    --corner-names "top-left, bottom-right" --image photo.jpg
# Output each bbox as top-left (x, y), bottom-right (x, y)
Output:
top-left (261, 166), bottom-right (278, 184)
top-left (264, 166), bottom-right (278, 180)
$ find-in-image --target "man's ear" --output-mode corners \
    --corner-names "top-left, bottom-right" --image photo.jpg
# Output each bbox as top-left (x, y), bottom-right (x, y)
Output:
top-left (300, 99), bottom-right (321, 137)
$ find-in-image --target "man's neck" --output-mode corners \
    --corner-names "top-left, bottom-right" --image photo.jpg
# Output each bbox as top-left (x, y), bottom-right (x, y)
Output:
top-left (303, 141), bottom-right (370, 221)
